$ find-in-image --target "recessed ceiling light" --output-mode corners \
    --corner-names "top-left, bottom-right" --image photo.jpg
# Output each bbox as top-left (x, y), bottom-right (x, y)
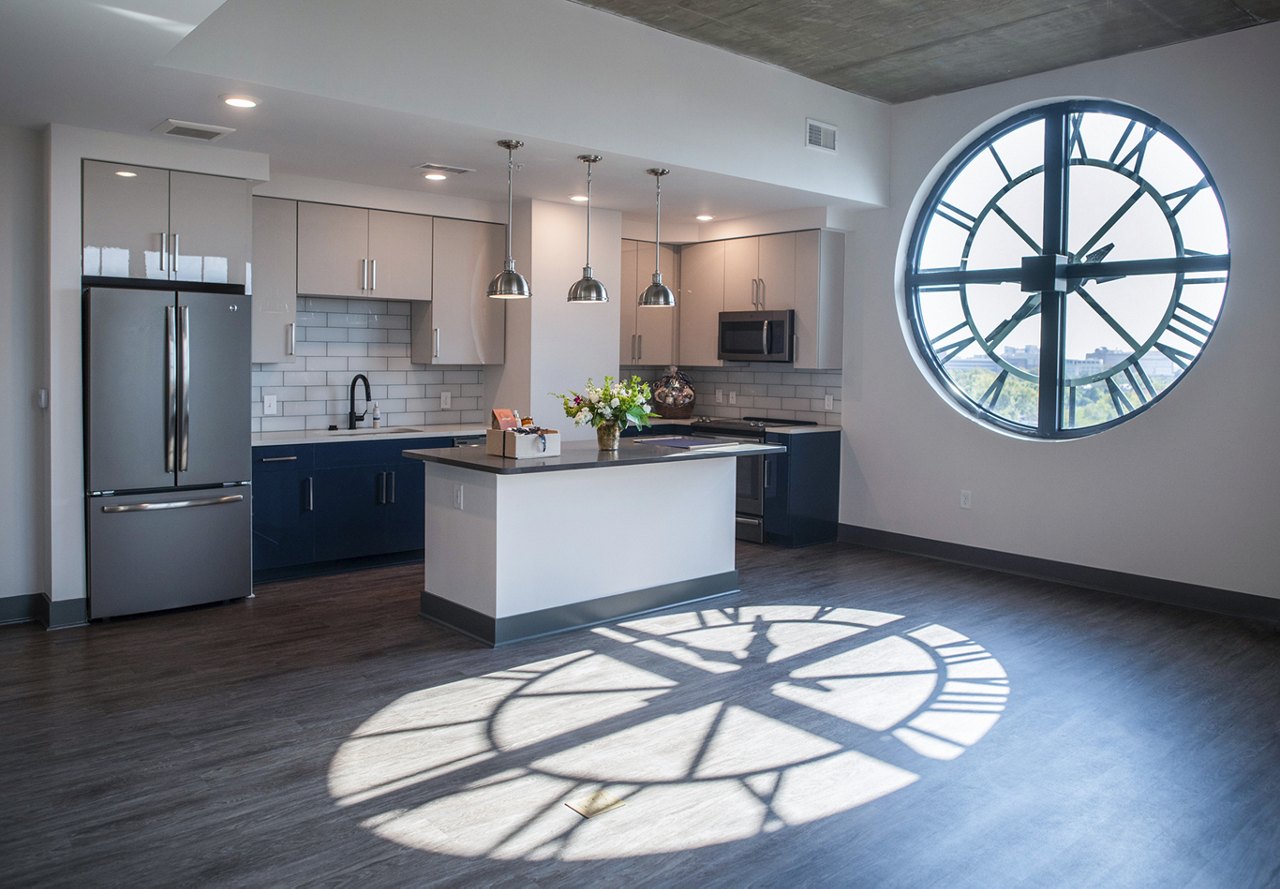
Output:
top-left (569, 194), bottom-right (589, 203)
top-left (222, 95), bottom-right (259, 109)
top-left (115, 170), bottom-right (138, 178)
top-left (696, 214), bottom-right (715, 222)
top-left (424, 172), bottom-right (448, 181)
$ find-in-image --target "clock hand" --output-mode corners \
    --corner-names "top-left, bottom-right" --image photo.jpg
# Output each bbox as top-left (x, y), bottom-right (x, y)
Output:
top-left (985, 293), bottom-right (1042, 350)
top-left (1072, 242), bottom-right (1125, 287)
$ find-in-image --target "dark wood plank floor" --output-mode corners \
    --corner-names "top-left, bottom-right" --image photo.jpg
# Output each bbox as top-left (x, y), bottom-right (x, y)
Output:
top-left (3, 543), bottom-right (1278, 888)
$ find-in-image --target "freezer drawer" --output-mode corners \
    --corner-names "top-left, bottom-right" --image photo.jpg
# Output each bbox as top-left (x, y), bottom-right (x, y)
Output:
top-left (87, 487), bottom-right (251, 619)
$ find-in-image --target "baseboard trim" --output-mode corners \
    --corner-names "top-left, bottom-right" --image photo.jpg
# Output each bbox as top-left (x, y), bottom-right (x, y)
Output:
top-left (0, 594), bottom-right (43, 626)
top-left (839, 524), bottom-right (1279, 624)
top-left (420, 571), bottom-right (741, 646)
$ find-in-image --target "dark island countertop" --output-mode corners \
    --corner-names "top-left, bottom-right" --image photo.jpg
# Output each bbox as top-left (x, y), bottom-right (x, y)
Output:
top-left (404, 437), bottom-right (785, 475)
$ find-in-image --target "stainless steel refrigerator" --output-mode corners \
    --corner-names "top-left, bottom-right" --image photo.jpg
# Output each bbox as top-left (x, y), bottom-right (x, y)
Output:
top-left (84, 284), bottom-right (252, 619)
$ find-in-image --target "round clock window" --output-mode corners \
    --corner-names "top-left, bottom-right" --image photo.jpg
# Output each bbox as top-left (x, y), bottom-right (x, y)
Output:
top-left (905, 99), bottom-right (1230, 438)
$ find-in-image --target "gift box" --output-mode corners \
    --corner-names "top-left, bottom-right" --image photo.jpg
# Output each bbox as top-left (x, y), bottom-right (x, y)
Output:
top-left (485, 427), bottom-right (561, 458)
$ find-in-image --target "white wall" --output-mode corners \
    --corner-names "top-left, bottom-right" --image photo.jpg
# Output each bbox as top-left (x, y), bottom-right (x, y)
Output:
top-left (841, 24), bottom-right (1280, 598)
top-left (165, 0), bottom-right (890, 207)
top-left (493, 200), bottom-right (623, 440)
top-left (0, 126), bottom-right (46, 605)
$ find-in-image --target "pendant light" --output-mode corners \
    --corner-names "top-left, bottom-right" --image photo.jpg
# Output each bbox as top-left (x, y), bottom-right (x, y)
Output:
top-left (487, 139), bottom-right (532, 299)
top-left (567, 154), bottom-right (608, 303)
top-left (638, 168), bottom-right (676, 307)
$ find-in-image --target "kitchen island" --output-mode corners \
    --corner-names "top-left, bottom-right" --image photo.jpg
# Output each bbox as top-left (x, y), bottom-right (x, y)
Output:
top-left (404, 437), bottom-right (784, 645)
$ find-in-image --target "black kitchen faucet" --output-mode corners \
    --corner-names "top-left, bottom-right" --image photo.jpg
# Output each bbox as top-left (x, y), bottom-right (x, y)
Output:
top-left (348, 374), bottom-right (371, 429)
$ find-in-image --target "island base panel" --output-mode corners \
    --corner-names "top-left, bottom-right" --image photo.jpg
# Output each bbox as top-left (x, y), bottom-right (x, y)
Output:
top-left (420, 571), bottom-right (739, 646)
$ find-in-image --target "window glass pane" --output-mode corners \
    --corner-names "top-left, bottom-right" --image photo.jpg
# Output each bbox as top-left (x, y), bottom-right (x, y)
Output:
top-left (916, 281), bottom-right (1039, 428)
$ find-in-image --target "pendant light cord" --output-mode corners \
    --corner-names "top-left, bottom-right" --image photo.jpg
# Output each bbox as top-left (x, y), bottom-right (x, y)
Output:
top-left (505, 147), bottom-right (515, 266)
top-left (653, 174), bottom-right (662, 278)
top-left (585, 160), bottom-right (592, 267)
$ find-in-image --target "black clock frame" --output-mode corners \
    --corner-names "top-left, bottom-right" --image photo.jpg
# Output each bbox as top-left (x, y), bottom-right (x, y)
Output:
top-left (905, 99), bottom-right (1230, 439)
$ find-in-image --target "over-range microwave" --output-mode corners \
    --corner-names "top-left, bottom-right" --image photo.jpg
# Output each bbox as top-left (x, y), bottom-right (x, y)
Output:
top-left (718, 310), bottom-right (794, 362)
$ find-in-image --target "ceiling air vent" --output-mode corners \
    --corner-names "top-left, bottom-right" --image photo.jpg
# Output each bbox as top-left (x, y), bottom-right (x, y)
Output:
top-left (151, 119), bottom-right (235, 142)
top-left (416, 162), bottom-right (475, 175)
top-left (806, 118), bottom-right (837, 153)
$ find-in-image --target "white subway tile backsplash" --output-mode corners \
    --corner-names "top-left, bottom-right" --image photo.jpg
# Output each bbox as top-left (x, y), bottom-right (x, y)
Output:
top-left (252, 298), bottom-right (491, 430)
top-left (622, 363), bottom-right (842, 426)
top-left (327, 343), bottom-right (370, 357)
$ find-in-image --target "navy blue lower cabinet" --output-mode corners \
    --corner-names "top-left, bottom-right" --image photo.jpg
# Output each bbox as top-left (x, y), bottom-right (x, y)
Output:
top-left (252, 436), bottom-right (452, 580)
top-left (764, 430), bottom-right (839, 546)
top-left (251, 445), bottom-right (316, 573)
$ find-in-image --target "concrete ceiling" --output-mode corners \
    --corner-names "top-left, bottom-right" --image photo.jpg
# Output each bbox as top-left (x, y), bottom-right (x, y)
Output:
top-left (569, 0), bottom-right (1280, 103)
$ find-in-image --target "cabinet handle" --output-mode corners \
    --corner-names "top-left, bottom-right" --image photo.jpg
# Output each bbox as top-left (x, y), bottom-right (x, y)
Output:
top-left (434, 327), bottom-right (441, 358)
top-left (371, 259), bottom-right (377, 292)
top-left (751, 278), bottom-right (757, 308)
top-left (377, 471), bottom-right (386, 505)
top-left (305, 476), bottom-right (314, 512)
top-left (361, 258), bottom-right (368, 292)
top-left (260, 455), bottom-right (298, 463)
top-left (759, 277), bottom-right (765, 309)
top-left (286, 322), bottom-right (296, 357)
top-left (172, 232), bottom-right (180, 277)
top-left (637, 334), bottom-right (643, 359)
top-left (387, 470), bottom-right (396, 504)
top-left (159, 232), bottom-right (167, 272)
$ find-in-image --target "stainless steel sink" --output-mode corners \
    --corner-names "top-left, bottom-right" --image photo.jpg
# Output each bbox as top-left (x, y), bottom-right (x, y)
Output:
top-left (321, 426), bottom-right (424, 436)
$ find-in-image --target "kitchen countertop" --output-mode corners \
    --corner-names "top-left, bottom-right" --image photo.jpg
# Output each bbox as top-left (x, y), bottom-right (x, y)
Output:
top-left (253, 423), bottom-right (487, 447)
top-left (405, 437), bottom-right (785, 475)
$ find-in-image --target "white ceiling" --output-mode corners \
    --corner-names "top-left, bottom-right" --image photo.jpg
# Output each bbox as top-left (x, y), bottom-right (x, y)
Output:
top-left (0, 0), bottom-right (884, 225)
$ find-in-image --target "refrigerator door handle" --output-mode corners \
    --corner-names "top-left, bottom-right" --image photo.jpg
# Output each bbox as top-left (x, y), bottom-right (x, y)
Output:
top-left (165, 305), bottom-right (177, 473)
top-left (101, 493), bottom-right (245, 513)
top-left (179, 305), bottom-right (191, 472)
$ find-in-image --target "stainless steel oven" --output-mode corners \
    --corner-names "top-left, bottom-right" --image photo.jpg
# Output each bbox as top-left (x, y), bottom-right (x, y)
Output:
top-left (688, 416), bottom-right (814, 542)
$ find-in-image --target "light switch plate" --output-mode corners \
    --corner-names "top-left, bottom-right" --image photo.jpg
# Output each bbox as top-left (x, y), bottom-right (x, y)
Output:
top-left (440, 391), bottom-right (452, 410)
top-left (824, 394), bottom-right (834, 411)
top-left (728, 391), bottom-right (737, 405)
top-left (263, 394), bottom-right (278, 415)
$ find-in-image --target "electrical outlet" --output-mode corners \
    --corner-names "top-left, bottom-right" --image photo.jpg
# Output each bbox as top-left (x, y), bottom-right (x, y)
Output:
top-left (715, 389), bottom-right (724, 404)
top-left (440, 390), bottom-right (452, 410)
top-left (824, 394), bottom-right (834, 411)
top-left (960, 489), bottom-right (972, 510)
top-left (728, 391), bottom-right (737, 405)
top-left (263, 394), bottom-right (278, 415)
top-left (453, 483), bottom-right (464, 511)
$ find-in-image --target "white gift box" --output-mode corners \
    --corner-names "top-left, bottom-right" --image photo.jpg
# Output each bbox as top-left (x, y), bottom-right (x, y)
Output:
top-left (485, 428), bottom-right (561, 458)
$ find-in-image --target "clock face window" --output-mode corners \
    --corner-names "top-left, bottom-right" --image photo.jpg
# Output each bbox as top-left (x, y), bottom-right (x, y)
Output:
top-left (906, 100), bottom-right (1230, 438)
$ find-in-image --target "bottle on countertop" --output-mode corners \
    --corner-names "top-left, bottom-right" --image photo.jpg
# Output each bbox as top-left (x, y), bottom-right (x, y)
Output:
top-left (371, 402), bottom-right (381, 428)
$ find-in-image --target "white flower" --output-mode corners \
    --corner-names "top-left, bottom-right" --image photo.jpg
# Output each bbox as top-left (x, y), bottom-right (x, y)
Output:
top-left (589, 391), bottom-right (600, 404)
top-left (610, 397), bottom-right (620, 408)
top-left (600, 406), bottom-right (613, 419)
top-left (641, 403), bottom-right (650, 413)
top-left (574, 408), bottom-right (592, 425)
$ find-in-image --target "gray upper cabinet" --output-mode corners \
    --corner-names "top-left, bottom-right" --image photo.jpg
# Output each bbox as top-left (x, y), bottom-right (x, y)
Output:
top-left (410, 217), bottom-right (505, 365)
top-left (723, 233), bottom-right (796, 312)
top-left (296, 202), bottom-right (432, 300)
top-left (250, 197), bottom-right (298, 364)
top-left (620, 239), bottom-right (677, 366)
top-left (791, 229), bottom-right (844, 370)
top-left (677, 239), bottom-right (726, 368)
top-left (677, 230), bottom-right (843, 370)
top-left (82, 160), bottom-right (251, 284)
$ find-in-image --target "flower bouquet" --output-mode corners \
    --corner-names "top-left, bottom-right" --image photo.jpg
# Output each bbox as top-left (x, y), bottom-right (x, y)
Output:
top-left (553, 375), bottom-right (657, 450)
